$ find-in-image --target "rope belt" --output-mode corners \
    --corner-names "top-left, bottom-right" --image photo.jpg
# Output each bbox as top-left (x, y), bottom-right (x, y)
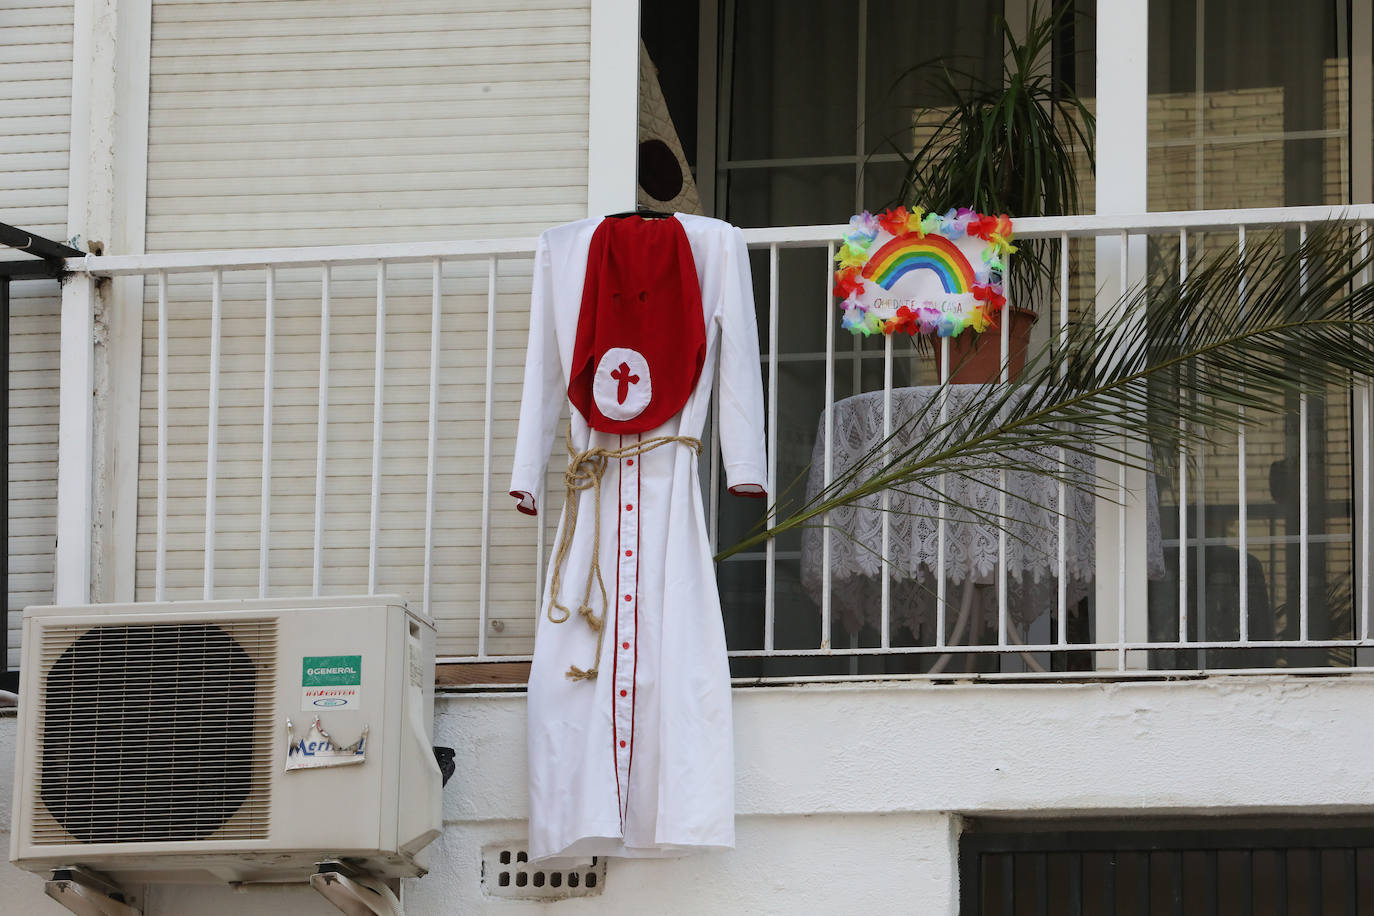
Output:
top-left (547, 430), bottom-right (702, 681)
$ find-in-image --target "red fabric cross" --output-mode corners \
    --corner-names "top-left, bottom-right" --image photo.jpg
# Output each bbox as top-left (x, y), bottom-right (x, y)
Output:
top-left (611, 362), bottom-right (640, 403)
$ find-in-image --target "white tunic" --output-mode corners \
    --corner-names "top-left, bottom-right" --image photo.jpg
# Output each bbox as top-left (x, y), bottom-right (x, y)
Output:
top-left (510, 214), bottom-right (767, 860)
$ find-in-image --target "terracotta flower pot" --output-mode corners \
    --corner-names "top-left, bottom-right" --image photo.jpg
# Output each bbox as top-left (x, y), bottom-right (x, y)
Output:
top-left (932, 307), bottom-right (1039, 384)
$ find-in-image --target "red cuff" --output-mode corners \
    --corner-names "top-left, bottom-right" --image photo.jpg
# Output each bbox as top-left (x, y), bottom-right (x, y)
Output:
top-left (510, 490), bottom-right (538, 516)
top-left (728, 484), bottom-right (767, 498)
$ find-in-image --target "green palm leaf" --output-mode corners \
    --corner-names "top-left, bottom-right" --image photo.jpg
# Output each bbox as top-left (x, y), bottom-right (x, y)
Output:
top-left (717, 224), bottom-right (1374, 562)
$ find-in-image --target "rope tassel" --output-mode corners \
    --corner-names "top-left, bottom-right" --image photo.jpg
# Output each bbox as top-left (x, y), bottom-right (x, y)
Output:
top-left (546, 429), bottom-right (702, 681)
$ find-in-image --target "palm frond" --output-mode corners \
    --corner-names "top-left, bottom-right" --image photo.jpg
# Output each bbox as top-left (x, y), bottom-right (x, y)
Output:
top-left (717, 224), bottom-right (1374, 561)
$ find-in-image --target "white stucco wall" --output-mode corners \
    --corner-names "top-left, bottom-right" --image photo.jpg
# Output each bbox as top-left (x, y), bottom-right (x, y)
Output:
top-left (5, 676), bottom-right (1374, 915)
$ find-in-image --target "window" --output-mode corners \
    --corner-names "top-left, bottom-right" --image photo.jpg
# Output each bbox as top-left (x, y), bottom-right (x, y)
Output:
top-left (642, 0), bottom-right (1372, 677)
top-left (1143, 1), bottom-right (1364, 669)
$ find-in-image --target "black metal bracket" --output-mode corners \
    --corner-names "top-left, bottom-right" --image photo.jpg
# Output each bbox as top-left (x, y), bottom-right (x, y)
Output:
top-left (2, 222), bottom-right (82, 691)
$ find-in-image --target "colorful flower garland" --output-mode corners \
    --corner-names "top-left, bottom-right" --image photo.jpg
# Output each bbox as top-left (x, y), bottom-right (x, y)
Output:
top-left (833, 207), bottom-right (1017, 338)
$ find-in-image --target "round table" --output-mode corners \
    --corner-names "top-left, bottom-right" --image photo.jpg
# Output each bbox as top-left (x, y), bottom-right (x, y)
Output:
top-left (800, 386), bottom-right (1164, 645)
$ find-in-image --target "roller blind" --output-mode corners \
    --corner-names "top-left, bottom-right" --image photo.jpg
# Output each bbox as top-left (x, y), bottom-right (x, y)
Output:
top-left (137, 0), bottom-right (590, 655)
top-left (2, 0), bottom-right (74, 667)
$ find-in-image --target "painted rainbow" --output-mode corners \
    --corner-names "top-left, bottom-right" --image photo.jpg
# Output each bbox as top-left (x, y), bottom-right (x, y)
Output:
top-left (861, 232), bottom-right (977, 294)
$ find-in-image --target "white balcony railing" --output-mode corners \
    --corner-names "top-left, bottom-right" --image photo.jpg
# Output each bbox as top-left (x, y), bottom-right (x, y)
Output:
top-left (56, 205), bottom-right (1374, 681)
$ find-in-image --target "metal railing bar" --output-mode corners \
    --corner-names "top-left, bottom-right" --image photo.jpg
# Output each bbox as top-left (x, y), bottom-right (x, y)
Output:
top-left (1117, 231), bottom-right (1129, 670)
top-left (1178, 229), bottom-right (1190, 645)
top-left (423, 258), bottom-right (441, 619)
top-left (77, 237), bottom-right (542, 275)
top-left (936, 335), bottom-right (950, 647)
top-left (725, 663), bottom-right (1374, 685)
top-left (258, 266), bottom-right (275, 598)
top-left (1057, 233), bottom-right (1069, 646)
top-left (822, 241), bottom-right (835, 651)
top-left (998, 250), bottom-right (1012, 651)
top-left (478, 256), bottom-right (498, 657)
top-left (1000, 251), bottom-right (1022, 650)
top-left (367, 260), bottom-right (386, 594)
top-left (311, 265), bottom-right (330, 597)
top-left (713, 637), bottom-right (1374, 658)
top-left (764, 243), bottom-right (779, 652)
top-left (734, 206), bottom-right (1374, 247)
top-left (1361, 222), bottom-right (1372, 642)
top-left (435, 659), bottom-right (1374, 681)
top-left (1237, 226), bottom-right (1250, 641)
top-left (203, 269), bottom-right (222, 600)
top-left (1299, 223), bottom-right (1310, 640)
top-left (880, 332), bottom-right (893, 650)
top-left (155, 271), bottom-right (168, 602)
top-left (73, 206), bottom-right (1374, 278)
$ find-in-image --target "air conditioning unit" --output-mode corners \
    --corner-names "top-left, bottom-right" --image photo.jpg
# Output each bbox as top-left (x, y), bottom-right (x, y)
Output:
top-left (9, 596), bottom-right (443, 886)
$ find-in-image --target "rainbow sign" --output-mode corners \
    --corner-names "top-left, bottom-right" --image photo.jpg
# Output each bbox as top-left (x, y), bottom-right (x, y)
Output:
top-left (861, 231), bottom-right (977, 294)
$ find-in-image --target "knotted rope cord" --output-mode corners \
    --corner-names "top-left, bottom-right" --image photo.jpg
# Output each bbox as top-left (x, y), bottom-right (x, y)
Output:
top-left (547, 428), bottom-right (703, 681)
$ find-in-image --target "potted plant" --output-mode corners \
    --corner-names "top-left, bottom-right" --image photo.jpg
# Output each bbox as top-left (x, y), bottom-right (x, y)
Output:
top-left (860, 1), bottom-right (1095, 381)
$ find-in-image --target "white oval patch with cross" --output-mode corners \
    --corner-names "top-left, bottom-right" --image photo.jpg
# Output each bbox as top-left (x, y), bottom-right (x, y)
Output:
top-left (593, 347), bottom-right (652, 421)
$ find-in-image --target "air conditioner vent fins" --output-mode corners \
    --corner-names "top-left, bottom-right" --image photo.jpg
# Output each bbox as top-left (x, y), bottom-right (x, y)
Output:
top-left (34, 620), bottom-right (277, 845)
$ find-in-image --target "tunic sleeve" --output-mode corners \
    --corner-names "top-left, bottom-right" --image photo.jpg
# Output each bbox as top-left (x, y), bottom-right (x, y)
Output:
top-left (716, 226), bottom-right (768, 498)
top-left (509, 234), bottom-right (561, 515)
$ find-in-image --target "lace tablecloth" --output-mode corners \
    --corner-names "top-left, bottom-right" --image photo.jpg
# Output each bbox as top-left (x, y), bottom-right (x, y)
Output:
top-left (800, 386), bottom-right (1164, 639)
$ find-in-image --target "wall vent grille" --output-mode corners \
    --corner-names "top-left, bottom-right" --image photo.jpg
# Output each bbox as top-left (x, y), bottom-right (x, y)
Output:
top-left (481, 843), bottom-right (605, 899)
top-left (31, 619), bottom-right (277, 844)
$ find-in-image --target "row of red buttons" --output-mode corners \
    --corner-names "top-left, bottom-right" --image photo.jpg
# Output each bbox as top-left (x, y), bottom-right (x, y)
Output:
top-left (617, 459), bottom-right (635, 752)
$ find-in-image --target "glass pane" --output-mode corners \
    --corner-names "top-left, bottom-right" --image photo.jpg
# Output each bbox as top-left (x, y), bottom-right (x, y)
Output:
top-left (725, 165), bottom-right (854, 229)
top-left (1147, 0), bottom-right (1352, 209)
top-left (862, 0), bottom-right (1002, 154)
top-left (1145, 227), bottom-right (1358, 670)
top-left (718, 1), bottom-right (1101, 676)
top-left (726, 0), bottom-right (858, 161)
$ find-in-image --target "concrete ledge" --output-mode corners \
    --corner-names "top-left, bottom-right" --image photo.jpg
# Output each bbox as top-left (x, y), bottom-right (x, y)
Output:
top-left (440, 675), bottom-right (1374, 823)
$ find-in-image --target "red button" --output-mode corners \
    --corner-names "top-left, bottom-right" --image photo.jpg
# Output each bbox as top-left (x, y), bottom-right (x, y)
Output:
top-left (624, 594), bottom-right (632, 601)
top-left (625, 549), bottom-right (633, 557)
top-left (619, 740), bottom-right (627, 748)
top-left (622, 642), bottom-right (629, 649)
top-left (625, 503), bottom-right (633, 511)
top-left (620, 689), bottom-right (627, 697)
top-left (626, 459), bottom-right (634, 466)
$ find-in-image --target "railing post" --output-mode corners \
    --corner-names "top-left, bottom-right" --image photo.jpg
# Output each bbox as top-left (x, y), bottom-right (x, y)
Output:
top-left (54, 272), bottom-right (97, 605)
top-left (1093, 231), bottom-right (1152, 671)
top-left (1095, 0), bottom-right (1151, 670)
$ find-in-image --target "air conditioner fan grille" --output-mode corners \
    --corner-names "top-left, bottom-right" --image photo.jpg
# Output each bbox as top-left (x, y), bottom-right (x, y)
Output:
top-left (32, 620), bottom-right (276, 845)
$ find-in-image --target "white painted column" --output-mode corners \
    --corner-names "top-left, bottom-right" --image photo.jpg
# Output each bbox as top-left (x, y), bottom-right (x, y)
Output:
top-left (105, 0), bottom-right (153, 603)
top-left (62, 0), bottom-right (152, 604)
top-left (56, 0), bottom-right (121, 605)
top-left (54, 273), bottom-right (96, 606)
top-left (1094, 0), bottom-right (1151, 667)
top-left (586, 0), bottom-right (640, 216)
